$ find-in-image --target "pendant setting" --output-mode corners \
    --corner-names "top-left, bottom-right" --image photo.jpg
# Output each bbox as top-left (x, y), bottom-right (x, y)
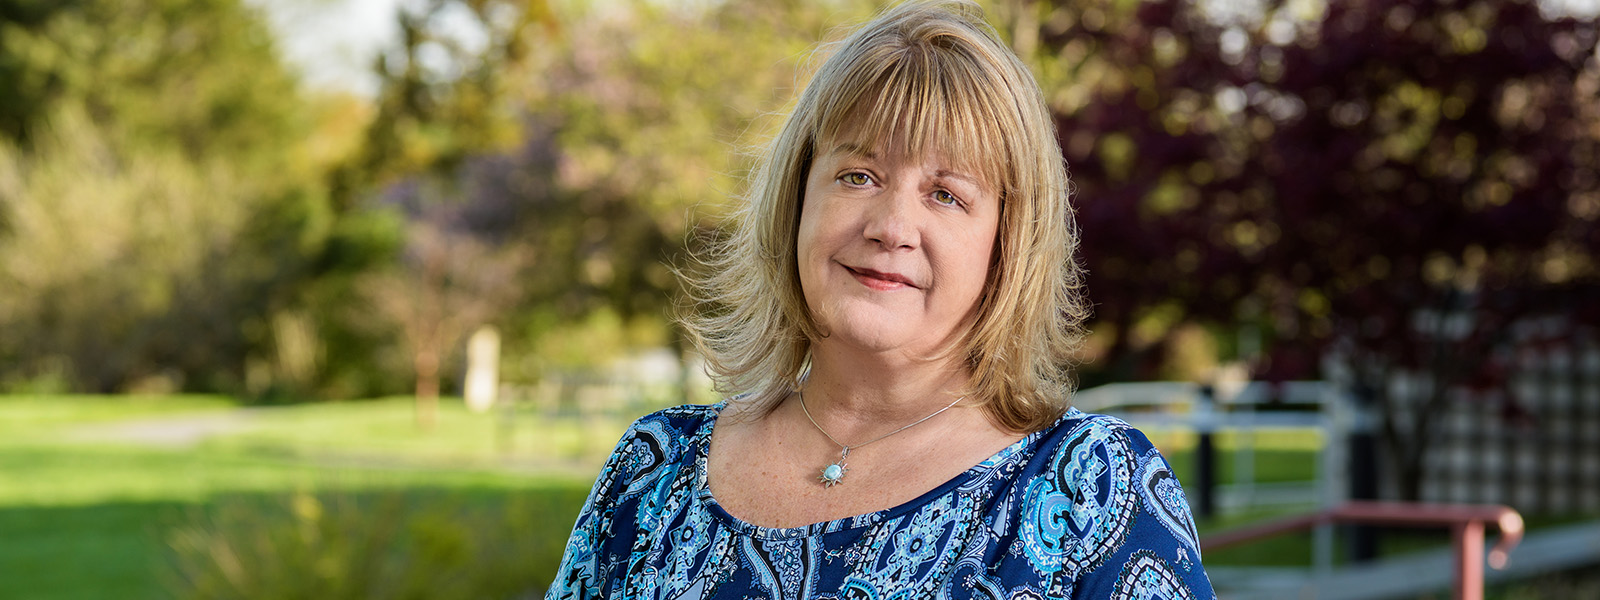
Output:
top-left (819, 460), bottom-right (848, 487)
top-left (818, 447), bottom-right (850, 487)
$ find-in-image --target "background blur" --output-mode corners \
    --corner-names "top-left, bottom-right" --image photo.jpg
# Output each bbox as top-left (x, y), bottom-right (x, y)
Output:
top-left (1, 0), bottom-right (1597, 598)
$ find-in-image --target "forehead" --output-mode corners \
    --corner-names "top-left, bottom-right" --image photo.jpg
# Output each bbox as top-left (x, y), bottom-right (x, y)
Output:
top-left (816, 104), bottom-right (1003, 192)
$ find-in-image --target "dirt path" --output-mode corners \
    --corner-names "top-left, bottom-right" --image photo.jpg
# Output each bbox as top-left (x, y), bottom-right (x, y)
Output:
top-left (63, 409), bottom-right (263, 447)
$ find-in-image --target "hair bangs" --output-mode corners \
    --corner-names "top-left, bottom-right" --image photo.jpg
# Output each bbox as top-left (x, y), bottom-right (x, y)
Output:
top-left (812, 41), bottom-right (1012, 196)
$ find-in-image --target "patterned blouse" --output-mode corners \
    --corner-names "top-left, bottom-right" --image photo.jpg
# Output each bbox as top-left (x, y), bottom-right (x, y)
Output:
top-left (546, 402), bottom-right (1216, 599)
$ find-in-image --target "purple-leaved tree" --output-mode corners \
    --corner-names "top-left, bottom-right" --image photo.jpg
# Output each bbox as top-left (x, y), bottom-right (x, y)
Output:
top-left (1040, 0), bottom-right (1599, 500)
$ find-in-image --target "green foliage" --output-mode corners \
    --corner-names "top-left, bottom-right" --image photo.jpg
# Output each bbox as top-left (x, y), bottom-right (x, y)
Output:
top-left (0, 111), bottom-right (243, 391)
top-left (294, 209), bottom-right (409, 400)
top-left (0, 0), bottom-right (306, 167)
top-left (345, 0), bottom-right (554, 191)
top-left (0, 0), bottom-right (362, 397)
top-left (165, 487), bottom-right (586, 600)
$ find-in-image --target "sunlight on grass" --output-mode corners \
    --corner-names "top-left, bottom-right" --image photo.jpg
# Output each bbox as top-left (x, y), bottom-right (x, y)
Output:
top-left (0, 394), bottom-right (626, 600)
top-left (199, 397), bottom-right (636, 470)
top-left (0, 395), bottom-right (624, 507)
top-left (0, 394), bottom-right (236, 438)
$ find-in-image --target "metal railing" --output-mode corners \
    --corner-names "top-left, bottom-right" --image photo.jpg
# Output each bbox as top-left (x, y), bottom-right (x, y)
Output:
top-left (1201, 501), bottom-right (1525, 600)
top-left (1074, 380), bottom-right (1353, 517)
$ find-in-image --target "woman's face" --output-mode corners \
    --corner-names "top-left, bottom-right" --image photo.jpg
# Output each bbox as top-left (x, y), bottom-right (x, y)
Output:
top-left (797, 138), bottom-right (1001, 359)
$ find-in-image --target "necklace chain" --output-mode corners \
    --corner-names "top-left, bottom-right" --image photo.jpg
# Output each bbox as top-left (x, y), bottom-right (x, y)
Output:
top-left (798, 389), bottom-right (966, 454)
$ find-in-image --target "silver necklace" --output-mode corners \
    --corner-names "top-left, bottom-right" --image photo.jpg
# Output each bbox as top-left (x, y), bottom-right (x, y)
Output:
top-left (798, 389), bottom-right (966, 487)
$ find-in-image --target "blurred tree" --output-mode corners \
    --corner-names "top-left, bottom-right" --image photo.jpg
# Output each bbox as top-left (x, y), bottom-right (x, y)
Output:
top-left (0, 0), bottom-right (347, 395)
top-left (335, 0), bottom-right (556, 200)
top-left (0, 110), bottom-right (248, 392)
top-left (364, 222), bottom-right (528, 429)
top-left (325, 0), bottom-right (554, 407)
top-left (0, 0), bottom-right (306, 167)
top-left (1038, 0), bottom-right (1599, 499)
top-left (364, 167), bottom-right (540, 428)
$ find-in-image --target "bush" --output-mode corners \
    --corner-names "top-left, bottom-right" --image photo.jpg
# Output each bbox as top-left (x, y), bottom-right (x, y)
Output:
top-left (165, 486), bottom-right (588, 600)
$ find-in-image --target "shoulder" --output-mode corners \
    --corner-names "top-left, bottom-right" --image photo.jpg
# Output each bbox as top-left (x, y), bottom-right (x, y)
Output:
top-left (1029, 408), bottom-right (1171, 472)
top-left (612, 402), bottom-right (720, 473)
top-left (588, 403), bottom-right (719, 504)
top-left (1013, 409), bottom-right (1201, 578)
top-left (621, 402), bottom-right (720, 445)
top-left (1029, 408), bottom-right (1149, 479)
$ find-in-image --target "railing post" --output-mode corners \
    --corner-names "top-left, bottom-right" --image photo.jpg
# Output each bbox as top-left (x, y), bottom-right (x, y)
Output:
top-left (1316, 383), bottom-right (1346, 577)
top-left (1196, 384), bottom-right (1217, 518)
top-left (1452, 519), bottom-right (1486, 600)
top-left (1347, 383), bottom-right (1381, 563)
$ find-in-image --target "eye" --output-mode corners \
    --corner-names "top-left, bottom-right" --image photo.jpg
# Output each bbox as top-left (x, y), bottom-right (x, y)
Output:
top-left (933, 189), bottom-right (961, 206)
top-left (841, 172), bottom-right (873, 186)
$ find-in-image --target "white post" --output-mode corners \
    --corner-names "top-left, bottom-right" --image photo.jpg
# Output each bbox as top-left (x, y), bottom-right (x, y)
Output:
top-left (1316, 381), bottom-right (1350, 578)
top-left (464, 326), bottom-right (501, 413)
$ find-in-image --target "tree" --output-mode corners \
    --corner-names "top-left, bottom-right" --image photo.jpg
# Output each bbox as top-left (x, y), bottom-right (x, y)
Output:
top-left (334, 0), bottom-right (556, 202)
top-left (362, 202), bottom-right (529, 428)
top-left (1037, 0), bottom-right (1599, 498)
top-left (0, 0), bottom-right (308, 165)
top-left (0, 0), bottom-right (344, 394)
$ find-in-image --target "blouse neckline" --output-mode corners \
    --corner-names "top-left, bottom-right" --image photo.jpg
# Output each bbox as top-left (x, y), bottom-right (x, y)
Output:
top-left (689, 401), bottom-right (1061, 541)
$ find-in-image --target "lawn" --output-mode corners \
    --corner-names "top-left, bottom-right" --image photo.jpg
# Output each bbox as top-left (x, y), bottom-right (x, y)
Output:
top-left (0, 394), bottom-right (616, 600)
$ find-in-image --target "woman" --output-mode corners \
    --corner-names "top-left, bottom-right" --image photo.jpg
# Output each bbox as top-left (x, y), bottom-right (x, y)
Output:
top-left (547, 2), bottom-right (1215, 598)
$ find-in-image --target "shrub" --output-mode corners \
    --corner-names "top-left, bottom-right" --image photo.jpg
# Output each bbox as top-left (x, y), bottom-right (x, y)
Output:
top-left (165, 486), bottom-right (587, 600)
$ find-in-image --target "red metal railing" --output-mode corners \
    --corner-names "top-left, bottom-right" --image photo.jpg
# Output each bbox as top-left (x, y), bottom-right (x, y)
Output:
top-left (1201, 501), bottom-right (1524, 600)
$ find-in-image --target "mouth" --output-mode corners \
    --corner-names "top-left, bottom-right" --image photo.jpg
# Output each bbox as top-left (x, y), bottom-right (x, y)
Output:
top-left (844, 265), bottom-right (918, 291)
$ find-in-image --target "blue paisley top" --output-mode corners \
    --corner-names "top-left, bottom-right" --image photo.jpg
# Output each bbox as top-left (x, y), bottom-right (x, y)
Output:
top-left (546, 402), bottom-right (1215, 600)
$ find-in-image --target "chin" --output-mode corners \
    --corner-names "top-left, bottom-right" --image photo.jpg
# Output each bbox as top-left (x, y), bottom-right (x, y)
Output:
top-left (825, 316), bottom-right (952, 356)
top-left (809, 296), bottom-right (963, 354)
top-left (833, 329), bottom-right (911, 353)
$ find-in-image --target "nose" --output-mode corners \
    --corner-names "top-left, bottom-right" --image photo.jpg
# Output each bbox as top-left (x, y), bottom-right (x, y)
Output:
top-left (862, 182), bottom-right (920, 250)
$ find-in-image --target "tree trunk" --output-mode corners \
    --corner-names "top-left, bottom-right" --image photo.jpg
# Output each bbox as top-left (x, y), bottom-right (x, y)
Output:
top-left (414, 348), bottom-right (439, 431)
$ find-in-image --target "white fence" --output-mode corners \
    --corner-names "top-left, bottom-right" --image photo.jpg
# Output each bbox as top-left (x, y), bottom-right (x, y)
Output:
top-left (1073, 380), bottom-right (1352, 514)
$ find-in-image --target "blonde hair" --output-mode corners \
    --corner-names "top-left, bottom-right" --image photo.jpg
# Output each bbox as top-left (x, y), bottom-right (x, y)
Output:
top-left (681, 0), bottom-right (1087, 433)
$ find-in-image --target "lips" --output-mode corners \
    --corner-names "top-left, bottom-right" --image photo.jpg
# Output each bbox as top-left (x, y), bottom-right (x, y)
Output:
top-left (844, 265), bottom-right (918, 290)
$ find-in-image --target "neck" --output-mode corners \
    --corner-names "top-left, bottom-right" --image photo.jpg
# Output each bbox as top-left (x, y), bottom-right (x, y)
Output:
top-left (800, 341), bottom-right (972, 426)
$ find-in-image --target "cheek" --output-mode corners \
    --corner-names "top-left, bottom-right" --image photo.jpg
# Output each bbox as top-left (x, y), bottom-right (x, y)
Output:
top-left (796, 194), bottom-right (851, 266)
top-left (949, 226), bottom-right (1001, 302)
top-left (795, 193), bottom-right (833, 299)
top-left (795, 204), bottom-right (822, 272)
top-left (960, 248), bottom-right (997, 294)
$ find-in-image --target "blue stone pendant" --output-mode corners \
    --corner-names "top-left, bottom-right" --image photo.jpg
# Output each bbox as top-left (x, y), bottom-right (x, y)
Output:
top-left (819, 461), bottom-right (847, 487)
top-left (818, 447), bottom-right (850, 487)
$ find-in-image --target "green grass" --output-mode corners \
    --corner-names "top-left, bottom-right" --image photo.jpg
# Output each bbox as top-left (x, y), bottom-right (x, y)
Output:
top-left (0, 394), bottom-right (236, 435)
top-left (199, 397), bottom-right (632, 468)
top-left (0, 394), bottom-right (615, 600)
top-left (1144, 427), bottom-right (1326, 487)
top-left (1, 501), bottom-right (190, 599)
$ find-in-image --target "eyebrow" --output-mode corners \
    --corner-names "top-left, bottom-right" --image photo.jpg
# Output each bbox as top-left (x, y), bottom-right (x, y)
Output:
top-left (935, 169), bottom-right (983, 189)
top-left (828, 142), bottom-right (989, 190)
